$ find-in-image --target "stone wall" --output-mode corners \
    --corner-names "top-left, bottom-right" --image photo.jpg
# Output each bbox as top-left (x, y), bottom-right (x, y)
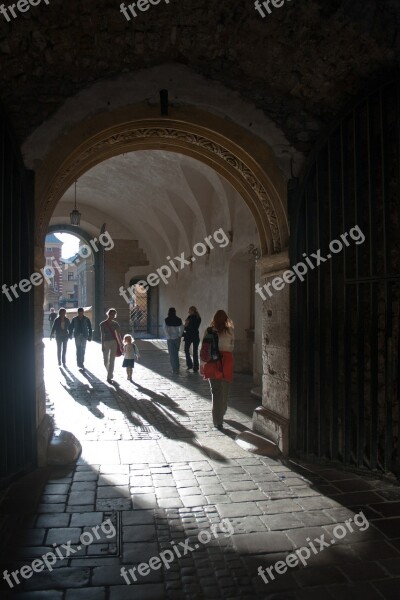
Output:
top-left (253, 251), bottom-right (290, 454)
top-left (1, 1), bottom-right (398, 163)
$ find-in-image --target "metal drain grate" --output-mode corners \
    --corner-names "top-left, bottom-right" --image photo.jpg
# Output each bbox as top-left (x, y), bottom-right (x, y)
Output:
top-left (15, 511), bottom-right (121, 562)
top-left (138, 425), bottom-right (155, 433)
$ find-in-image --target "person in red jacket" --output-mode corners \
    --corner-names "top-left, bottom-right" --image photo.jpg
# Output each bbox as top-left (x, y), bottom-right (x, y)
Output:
top-left (200, 310), bottom-right (234, 430)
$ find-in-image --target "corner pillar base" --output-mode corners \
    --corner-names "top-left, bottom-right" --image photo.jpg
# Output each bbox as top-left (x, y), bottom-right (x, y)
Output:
top-left (252, 406), bottom-right (289, 456)
top-left (37, 414), bottom-right (55, 467)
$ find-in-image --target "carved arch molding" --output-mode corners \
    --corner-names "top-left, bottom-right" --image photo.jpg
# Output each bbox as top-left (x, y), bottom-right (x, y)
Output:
top-left (38, 121), bottom-right (285, 254)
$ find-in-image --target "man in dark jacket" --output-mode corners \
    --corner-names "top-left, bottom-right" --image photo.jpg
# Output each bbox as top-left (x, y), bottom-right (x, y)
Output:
top-left (69, 307), bottom-right (92, 370)
top-left (50, 308), bottom-right (71, 367)
top-left (183, 306), bottom-right (201, 372)
top-left (48, 308), bottom-right (56, 325)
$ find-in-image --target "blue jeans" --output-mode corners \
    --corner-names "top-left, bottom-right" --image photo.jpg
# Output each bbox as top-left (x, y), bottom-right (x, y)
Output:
top-left (74, 335), bottom-right (87, 367)
top-left (167, 338), bottom-right (181, 373)
top-left (56, 337), bottom-right (68, 365)
top-left (184, 337), bottom-right (199, 370)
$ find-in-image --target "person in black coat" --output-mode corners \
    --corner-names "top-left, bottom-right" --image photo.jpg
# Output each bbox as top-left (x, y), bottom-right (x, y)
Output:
top-left (50, 308), bottom-right (71, 367)
top-left (183, 306), bottom-right (201, 373)
top-left (69, 307), bottom-right (92, 370)
top-left (48, 308), bottom-right (56, 325)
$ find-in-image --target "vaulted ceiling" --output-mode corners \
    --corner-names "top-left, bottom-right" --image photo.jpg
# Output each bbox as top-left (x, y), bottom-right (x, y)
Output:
top-left (50, 150), bottom-right (259, 265)
top-left (1, 0), bottom-right (399, 154)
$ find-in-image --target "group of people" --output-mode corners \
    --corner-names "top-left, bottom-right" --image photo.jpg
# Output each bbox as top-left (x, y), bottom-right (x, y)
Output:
top-left (50, 306), bottom-right (140, 383)
top-left (49, 304), bottom-right (235, 430)
top-left (164, 306), bottom-right (234, 430)
top-left (164, 306), bottom-right (202, 374)
top-left (50, 307), bottom-right (92, 369)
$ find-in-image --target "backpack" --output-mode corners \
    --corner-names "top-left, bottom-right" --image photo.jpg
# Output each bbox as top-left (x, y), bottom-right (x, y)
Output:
top-left (200, 328), bottom-right (221, 363)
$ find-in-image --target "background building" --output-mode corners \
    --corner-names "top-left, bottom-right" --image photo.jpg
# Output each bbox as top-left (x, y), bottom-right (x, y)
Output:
top-left (76, 241), bottom-right (94, 309)
top-left (43, 233), bottom-right (63, 310)
top-left (60, 255), bottom-right (78, 308)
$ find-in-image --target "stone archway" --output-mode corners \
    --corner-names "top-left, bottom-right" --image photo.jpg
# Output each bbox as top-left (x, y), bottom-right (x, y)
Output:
top-left (33, 104), bottom-right (290, 463)
top-left (34, 106), bottom-right (289, 255)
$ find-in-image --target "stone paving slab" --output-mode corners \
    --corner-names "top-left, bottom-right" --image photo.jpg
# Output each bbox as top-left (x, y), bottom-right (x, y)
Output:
top-left (80, 442), bottom-right (120, 465)
top-left (1, 339), bottom-right (400, 599)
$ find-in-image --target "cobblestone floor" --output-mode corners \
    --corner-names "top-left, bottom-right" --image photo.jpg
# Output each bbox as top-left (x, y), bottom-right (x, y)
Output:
top-left (1, 339), bottom-right (400, 599)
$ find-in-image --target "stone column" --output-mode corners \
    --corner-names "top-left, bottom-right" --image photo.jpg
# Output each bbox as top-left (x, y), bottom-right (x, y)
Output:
top-left (252, 250), bottom-right (290, 455)
top-left (253, 278), bottom-right (264, 387)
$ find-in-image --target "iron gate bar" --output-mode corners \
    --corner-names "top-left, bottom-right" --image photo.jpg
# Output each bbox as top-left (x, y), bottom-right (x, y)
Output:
top-left (385, 285), bottom-right (393, 473)
top-left (357, 286), bottom-right (365, 469)
top-left (330, 131), bottom-right (340, 461)
top-left (343, 286), bottom-right (351, 465)
top-left (397, 301), bottom-right (400, 476)
top-left (382, 87), bottom-right (391, 474)
top-left (289, 78), bottom-right (400, 476)
top-left (317, 147), bottom-right (324, 458)
top-left (381, 88), bottom-right (388, 276)
top-left (355, 104), bottom-right (364, 470)
top-left (397, 84), bottom-right (400, 478)
top-left (305, 179), bottom-right (315, 456)
top-left (342, 112), bottom-right (353, 467)
top-left (370, 283), bottom-right (379, 471)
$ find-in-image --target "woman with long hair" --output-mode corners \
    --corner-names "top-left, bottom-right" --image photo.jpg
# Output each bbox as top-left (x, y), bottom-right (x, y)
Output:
top-left (201, 310), bottom-right (234, 430)
top-left (183, 306), bottom-right (201, 372)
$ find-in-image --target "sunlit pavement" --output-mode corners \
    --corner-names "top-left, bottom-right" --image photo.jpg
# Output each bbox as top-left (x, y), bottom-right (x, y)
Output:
top-left (2, 339), bottom-right (400, 599)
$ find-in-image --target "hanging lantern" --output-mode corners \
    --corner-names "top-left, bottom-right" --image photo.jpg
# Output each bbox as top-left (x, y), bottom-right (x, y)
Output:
top-left (70, 181), bottom-right (81, 226)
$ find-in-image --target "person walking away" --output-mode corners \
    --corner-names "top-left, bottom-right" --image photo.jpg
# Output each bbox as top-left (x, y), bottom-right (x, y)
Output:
top-left (183, 306), bottom-right (201, 372)
top-left (48, 307), bottom-right (56, 337)
top-left (200, 310), bottom-right (234, 430)
top-left (122, 334), bottom-right (140, 381)
top-left (50, 308), bottom-right (71, 367)
top-left (69, 307), bottom-right (92, 371)
top-left (48, 308), bottom-right (56, 326)
top-left (100, 308), bottom-right (123, 383)
top-left (164, 307), bottom-right (184, 374)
